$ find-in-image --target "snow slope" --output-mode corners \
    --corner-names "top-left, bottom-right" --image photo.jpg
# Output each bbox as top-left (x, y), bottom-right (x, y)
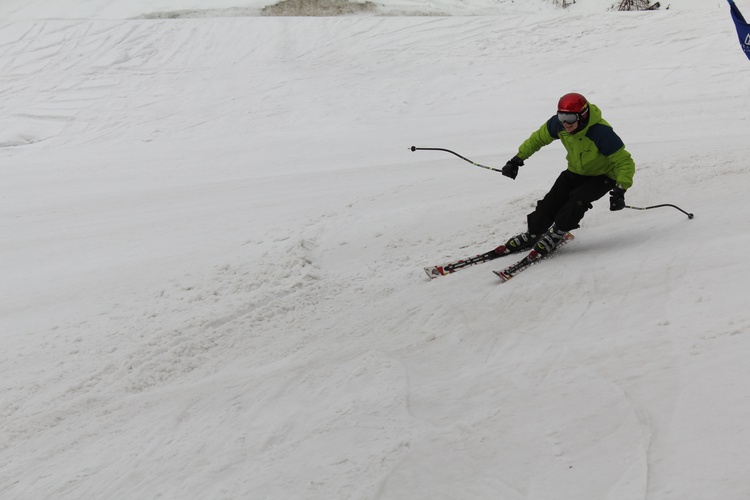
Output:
top-left (0, 0), bottom-right (724, 19)
top-left (2, 0), bottom-right (750, 499)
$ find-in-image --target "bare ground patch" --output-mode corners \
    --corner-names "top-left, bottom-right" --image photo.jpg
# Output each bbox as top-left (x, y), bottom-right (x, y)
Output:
top-left (261, 0), bottom-right (378, 16)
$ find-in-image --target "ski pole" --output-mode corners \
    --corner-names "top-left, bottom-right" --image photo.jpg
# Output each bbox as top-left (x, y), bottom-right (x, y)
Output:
top-left (626, 204), bottom-right (694, 219)
top-left (410, 146), bottom-right (503, 174)
top-left (411, 146), bottom-right (695, 220)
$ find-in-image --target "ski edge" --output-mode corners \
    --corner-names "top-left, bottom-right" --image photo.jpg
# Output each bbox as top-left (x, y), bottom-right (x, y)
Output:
top-left (424, 245), bottom-right (512, 279)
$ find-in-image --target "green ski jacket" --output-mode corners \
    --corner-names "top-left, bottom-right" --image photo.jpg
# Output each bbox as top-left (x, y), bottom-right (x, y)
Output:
top-left (516, 103), bottom-right (635, 190)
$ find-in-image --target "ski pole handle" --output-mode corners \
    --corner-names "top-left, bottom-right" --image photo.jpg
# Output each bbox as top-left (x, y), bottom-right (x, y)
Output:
top-left (410, 146), bottom-right (503, 174)
top-left (626, 204), bottom-right (694, 219)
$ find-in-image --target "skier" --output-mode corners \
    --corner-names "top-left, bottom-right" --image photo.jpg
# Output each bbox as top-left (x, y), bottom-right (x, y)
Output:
top-left (500, 92), bottom-right (635, 256)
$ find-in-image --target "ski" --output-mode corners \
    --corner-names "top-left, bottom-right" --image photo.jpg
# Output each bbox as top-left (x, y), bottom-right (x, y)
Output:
top-left (424, 244), bottom-right (514, 279)
top-left (493, 232), bottom-right (574, 283)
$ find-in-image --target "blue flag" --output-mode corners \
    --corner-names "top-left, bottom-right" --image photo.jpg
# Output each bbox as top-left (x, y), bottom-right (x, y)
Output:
top-left (729, 0), bottom-right (750, 60)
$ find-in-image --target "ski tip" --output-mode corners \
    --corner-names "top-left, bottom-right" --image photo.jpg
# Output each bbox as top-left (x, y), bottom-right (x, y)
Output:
top-left (493, 270), bottom-right (511, 283)
top-left (424, 266), bottom-right (445, 279)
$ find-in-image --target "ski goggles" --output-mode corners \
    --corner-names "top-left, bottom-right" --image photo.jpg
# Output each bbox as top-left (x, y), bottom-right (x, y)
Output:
top-left (557, 111), bottom-right (580, 124)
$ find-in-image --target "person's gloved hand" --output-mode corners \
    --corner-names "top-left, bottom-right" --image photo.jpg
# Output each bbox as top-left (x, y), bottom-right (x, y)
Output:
top-left (501, 156), bottom-right (524, 180)
top-left (610, 187), bottom-right (626, 211)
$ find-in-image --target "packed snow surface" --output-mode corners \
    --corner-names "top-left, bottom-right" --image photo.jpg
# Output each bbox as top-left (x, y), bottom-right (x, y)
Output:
top-left (2, 0), bottom-right (750, 498)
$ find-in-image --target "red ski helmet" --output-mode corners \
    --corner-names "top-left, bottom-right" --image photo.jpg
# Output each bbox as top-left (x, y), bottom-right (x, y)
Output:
top-left (557, 93), bottom-right (590, 125)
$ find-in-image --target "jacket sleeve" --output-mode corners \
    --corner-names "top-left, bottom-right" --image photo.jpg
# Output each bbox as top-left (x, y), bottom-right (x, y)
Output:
top-left (608, 147), bottom-right (635, 190)
top-left (516, 116), bottom-right (560, 160)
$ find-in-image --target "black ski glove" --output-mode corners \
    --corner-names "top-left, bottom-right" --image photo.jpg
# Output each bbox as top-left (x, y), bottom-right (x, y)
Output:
top-left (502, 156), bottom-right (524, 180)
top-left (610, 187), bottom-right (626, 211)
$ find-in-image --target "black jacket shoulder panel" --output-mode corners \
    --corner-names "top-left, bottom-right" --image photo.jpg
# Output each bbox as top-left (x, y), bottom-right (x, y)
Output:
top-left (586, 123), bottom-right (625, 156)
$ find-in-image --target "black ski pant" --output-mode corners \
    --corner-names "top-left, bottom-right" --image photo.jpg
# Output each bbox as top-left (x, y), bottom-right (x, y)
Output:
top-left (527, 170), bottom-right (615, 235)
